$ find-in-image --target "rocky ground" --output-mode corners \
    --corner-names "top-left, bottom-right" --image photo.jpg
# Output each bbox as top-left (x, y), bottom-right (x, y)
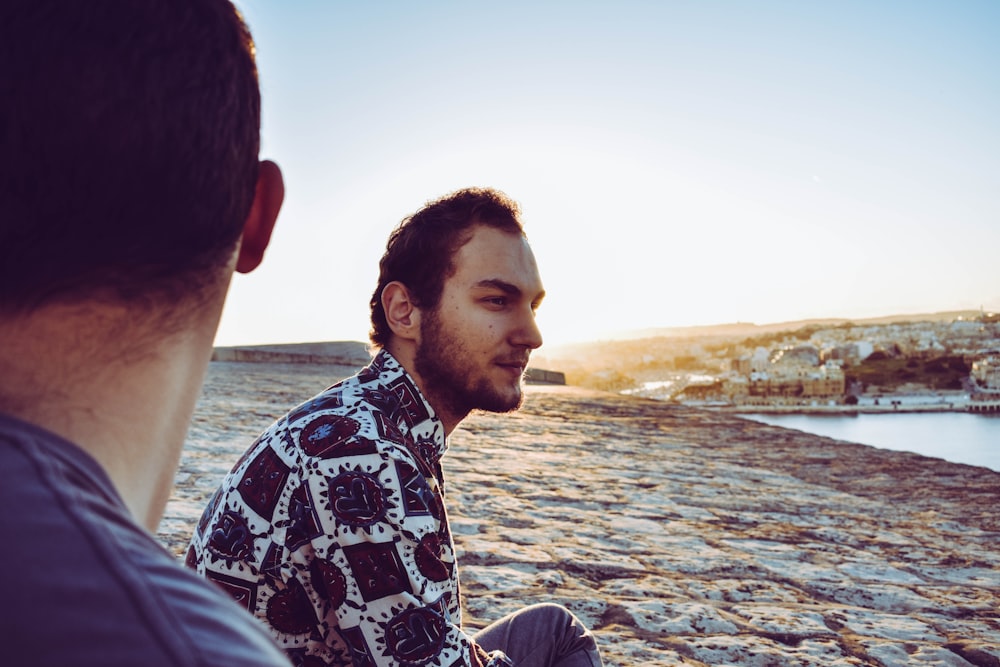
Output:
top-left (160, 361), bottom-right (1000, 667)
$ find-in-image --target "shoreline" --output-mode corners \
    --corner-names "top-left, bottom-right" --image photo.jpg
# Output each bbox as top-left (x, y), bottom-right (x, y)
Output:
top-left (676, 390), bottom-right (1000, 415)
top-left (716, 402), bottom-right (967, 415)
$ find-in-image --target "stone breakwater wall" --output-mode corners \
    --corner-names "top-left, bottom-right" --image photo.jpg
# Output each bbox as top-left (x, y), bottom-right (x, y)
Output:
top-left (525, 367), bottom-right (567, 385)
top-left (162, 362), bottom-right (1000, 667)
top-left (211, 343), bottom-right (564, 385)
top-left (211, 341), bottom-right (371, 366)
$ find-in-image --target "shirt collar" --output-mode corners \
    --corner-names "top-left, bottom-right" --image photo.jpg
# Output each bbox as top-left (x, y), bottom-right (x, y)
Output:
top-left (367, 349), bottom-right (448, 462)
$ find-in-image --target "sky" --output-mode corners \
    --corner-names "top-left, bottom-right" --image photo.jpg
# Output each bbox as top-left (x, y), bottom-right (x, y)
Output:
top-left (219, 0), bottom-right (1000, 349)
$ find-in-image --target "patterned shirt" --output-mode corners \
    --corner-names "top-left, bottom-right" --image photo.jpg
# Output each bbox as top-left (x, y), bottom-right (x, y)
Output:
top-left (186, 350), bottom-right (509, 667)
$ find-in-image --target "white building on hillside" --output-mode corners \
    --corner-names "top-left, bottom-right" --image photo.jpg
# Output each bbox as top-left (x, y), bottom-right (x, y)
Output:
top-left (969, 356), bottom-right (1000, 413)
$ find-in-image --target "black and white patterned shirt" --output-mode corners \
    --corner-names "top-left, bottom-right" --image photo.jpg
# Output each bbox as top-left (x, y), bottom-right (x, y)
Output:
top-left (186, 350), bottom-right (508, 667)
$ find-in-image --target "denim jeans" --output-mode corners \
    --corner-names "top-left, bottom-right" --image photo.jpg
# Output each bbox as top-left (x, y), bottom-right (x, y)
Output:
top-left (473, 603), bottom-right (603, 667)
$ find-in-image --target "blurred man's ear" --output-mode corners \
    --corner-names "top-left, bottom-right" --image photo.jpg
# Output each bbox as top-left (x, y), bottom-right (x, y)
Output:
top-left (236, 160), bottom-right (284, 274)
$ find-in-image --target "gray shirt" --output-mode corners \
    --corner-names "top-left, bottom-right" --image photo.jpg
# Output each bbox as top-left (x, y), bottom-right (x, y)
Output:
top-left (0, 413), bottom-right (291, 666)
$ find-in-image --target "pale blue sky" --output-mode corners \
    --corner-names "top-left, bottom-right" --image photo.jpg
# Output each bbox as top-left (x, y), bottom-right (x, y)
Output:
top-left (220, 1), bottom-right (1000, 348)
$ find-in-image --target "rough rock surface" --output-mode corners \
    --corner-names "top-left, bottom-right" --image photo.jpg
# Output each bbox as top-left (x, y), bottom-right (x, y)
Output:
top-left (161, 362), bottom-right (1000, 666)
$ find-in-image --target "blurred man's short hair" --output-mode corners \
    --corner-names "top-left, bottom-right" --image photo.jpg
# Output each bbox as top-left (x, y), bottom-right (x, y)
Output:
top-left (0, 0), bottom-right (262, 313)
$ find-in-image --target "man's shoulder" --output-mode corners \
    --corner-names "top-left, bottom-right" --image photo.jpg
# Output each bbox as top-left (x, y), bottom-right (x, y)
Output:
top-left (0, 424), bottom-right (289, 666)
top-left (272, 354), bottom-right (431, 451)
top-left (261, 380), bottom-right (415, 465)
top-left (0, 412), bottom-right (122, 522)
top-left (206, 353), bottom-right (441, 524)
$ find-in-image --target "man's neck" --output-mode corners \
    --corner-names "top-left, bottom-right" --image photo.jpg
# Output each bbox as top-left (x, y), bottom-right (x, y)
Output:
top-left (0, 300), bottom-right (220, 531)
top-left (382, 342), bottom-right (466, 436)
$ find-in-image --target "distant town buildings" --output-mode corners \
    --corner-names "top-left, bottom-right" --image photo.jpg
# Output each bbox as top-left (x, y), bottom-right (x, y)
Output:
top-left (673, 312), bottom-right (1000, 412)
top-left (722, 347), bottom-right (845, 407)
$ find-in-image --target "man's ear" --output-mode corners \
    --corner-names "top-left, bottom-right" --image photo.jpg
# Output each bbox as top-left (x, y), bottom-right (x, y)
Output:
top-left (381, 281), bottom-right (421, 342)
top-left (236, 159), bottom-right (284, 274)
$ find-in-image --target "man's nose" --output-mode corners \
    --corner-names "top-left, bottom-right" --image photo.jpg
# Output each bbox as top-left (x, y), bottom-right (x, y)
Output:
top-left (514, 309), bottom-right (543, 350)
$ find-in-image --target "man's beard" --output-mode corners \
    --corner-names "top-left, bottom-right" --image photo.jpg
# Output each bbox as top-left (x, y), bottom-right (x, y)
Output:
top-left (414, 308), bottom-right (525, 420)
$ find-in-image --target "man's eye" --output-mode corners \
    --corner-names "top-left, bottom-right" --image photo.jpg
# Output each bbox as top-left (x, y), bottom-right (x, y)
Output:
top-left (485, 297), bottom-right (506, 307)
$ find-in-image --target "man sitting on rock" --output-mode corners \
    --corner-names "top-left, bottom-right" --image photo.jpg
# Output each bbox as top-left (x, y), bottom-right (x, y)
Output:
top-left (0, 1), bottom-right (288, 665)
top-left (187, 188), bottom-right (603, 666)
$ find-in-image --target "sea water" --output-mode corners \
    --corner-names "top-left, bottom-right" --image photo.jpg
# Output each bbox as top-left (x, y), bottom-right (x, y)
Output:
top-left (741, 411), bottom-right (1000, 472)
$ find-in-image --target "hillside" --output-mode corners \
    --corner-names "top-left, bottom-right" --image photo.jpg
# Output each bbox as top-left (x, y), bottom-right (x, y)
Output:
top-left (594, 310), bottom-right (984, 344)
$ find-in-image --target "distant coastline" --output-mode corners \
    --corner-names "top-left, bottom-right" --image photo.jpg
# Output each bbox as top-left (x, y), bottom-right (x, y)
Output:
top-left (681, 390), bottom-right (994, 415)
top-left (720, 404), bottom-right (960, 415)
top-left (716, 395), bottom-right (968, 415)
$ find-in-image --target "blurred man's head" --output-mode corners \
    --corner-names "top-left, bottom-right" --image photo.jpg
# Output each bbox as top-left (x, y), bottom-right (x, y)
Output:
top-left (0, 0), bottom-right (267, 318)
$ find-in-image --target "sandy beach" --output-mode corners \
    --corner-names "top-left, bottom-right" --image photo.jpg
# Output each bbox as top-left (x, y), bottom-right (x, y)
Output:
top-left (160, 361), bottom-right (1000, 666)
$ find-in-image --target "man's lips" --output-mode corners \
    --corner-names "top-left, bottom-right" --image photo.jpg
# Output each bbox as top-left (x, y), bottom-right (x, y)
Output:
top-left (496, 358), bottom-right (529, 374)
